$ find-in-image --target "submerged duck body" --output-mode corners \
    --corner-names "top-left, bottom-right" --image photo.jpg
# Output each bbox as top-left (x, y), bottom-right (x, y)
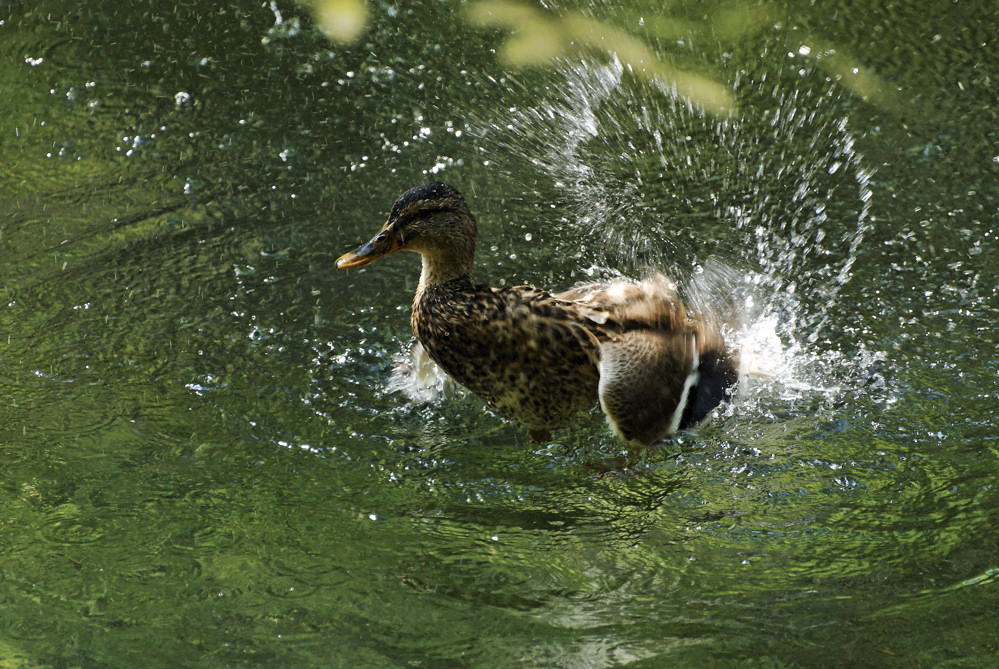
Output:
top-left (337, 182), bottom-right (738, 444)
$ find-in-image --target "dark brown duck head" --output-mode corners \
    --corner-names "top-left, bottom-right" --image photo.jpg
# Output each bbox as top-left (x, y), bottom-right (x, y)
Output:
top-left (336, 181), bottom-right (477, 285)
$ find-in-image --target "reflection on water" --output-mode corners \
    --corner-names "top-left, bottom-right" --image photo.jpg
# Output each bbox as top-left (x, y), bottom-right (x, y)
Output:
top-left (2, 0), bottom-right (999, 666)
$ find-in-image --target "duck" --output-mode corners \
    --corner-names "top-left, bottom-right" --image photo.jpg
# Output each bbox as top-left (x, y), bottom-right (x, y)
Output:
top-left (336, 181), bottom-right (739, 445)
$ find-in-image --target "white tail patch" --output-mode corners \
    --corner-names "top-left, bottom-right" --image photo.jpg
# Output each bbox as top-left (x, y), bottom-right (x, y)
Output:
top-left (666, 336), bottom-right (700, 434)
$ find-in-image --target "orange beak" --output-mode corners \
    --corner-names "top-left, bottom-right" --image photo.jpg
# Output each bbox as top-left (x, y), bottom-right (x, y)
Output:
top-left (336, 222), bottom-right (402, 269)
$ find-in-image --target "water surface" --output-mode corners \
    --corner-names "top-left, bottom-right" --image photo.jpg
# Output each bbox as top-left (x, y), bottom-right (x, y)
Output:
top-left (2, 0), bottom-right (998, 666)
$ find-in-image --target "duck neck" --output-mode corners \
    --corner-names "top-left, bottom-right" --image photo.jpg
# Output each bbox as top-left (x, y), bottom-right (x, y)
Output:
top-left (415, 251), bottom-right (474, 301)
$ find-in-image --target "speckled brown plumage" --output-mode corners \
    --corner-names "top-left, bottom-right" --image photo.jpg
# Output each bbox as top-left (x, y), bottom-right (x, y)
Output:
top-left (337, 181), bottom-right (739, 444)
top-left (412, 276), bottom-right (602, 429)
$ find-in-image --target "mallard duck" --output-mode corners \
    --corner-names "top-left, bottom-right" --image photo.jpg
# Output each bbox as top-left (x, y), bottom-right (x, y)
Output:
top-left (337, 181), bottom-right (739, 444)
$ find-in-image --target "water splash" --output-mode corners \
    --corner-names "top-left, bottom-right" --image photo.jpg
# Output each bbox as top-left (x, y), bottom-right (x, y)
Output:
top-left (489, 57), bottom-right (872, 296)
top-left (386, 341), bottom-right (457, 403)
top-left (474, 56), bottom-right (884, 417)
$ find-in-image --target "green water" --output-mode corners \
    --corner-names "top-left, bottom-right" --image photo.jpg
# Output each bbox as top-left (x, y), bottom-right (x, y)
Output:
top-left (2, 0), bottom-right (998, 666)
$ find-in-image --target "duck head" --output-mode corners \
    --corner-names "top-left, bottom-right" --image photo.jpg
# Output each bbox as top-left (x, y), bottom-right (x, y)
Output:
top-left (336, 182), bottom-right (477, 279)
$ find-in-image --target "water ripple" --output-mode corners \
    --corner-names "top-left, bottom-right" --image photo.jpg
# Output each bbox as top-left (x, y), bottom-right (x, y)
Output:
top-left (36, 503), bottom-right (105, 545)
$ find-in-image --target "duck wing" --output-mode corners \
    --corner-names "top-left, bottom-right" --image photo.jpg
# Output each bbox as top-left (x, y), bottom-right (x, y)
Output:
top-left (560, 274), bottom-right (738, 443)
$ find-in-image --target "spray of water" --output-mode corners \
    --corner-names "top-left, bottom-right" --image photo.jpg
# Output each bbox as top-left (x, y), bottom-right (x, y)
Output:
top-left (383, 48), bottom-right (890, 437)
top-left (466, 56), bottom-right (883, 420)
